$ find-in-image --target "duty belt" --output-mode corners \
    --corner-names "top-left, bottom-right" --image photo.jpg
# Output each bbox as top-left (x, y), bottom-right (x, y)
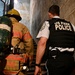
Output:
top-left (49, 49), bottom-right (74, 59)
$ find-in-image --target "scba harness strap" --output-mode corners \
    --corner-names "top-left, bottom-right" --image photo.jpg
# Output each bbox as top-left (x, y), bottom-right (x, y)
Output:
top-left (11, 37), bottom-right (26, 54)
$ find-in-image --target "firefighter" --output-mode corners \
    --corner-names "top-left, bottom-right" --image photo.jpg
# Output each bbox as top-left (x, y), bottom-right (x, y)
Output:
top-left (5, 9), bottom-right (34, 75)
top-left (0, 16), bottom-right (12, 75)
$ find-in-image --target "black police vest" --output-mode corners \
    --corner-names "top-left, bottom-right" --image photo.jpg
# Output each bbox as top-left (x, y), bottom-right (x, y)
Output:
top-left (47, 18), bottom-right (74, 48)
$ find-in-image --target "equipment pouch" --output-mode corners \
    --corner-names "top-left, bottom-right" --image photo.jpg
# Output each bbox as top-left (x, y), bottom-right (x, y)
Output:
top-left (49, 48), bottom-right (60, 58)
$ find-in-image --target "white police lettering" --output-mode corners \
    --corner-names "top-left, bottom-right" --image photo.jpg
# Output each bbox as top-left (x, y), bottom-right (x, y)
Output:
top-left (55, 22), bottom-right (72, 31)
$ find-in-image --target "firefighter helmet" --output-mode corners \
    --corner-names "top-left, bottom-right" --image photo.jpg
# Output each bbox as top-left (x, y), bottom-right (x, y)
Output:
top-left (5, 9), bottom-right (22, 21)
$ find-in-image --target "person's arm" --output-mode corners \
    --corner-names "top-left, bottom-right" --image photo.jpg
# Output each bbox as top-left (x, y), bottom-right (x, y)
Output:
top-left (34, 21), bottom-right (49, 75)
top-left (34, 37), bottom-right (47, 75)
top-left (23, 26), bottom-right (34, 65)
top-left (24, 37), bottom-right (34, 65)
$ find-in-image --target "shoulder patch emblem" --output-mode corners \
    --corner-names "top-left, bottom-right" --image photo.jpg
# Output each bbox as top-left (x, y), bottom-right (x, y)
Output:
top-left (40, 23), bottom-right (46, 31)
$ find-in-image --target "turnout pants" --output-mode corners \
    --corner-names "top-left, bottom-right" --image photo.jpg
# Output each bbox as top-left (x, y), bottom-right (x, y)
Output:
top-left (46, 51), bottom-right (75, 75)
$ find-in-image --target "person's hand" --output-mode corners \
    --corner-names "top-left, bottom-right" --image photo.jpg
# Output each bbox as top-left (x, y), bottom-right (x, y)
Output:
top-left (34, 66), bottom-right (42, 75)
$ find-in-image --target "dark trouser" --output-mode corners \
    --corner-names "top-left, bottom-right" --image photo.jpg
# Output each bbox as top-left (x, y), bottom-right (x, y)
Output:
top-left (46, 51), bottom-right (75, 75)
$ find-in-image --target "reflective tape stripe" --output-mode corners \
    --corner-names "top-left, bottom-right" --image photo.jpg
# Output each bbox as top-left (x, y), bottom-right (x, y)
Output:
top-left (49, 47), bottom-right (74, 52)
top-left (13, 31), bottom-right (22, 39)
top-left (0, 24), bottom-right (11, 32)
top-left (23, 32), bottom-right (32, 40)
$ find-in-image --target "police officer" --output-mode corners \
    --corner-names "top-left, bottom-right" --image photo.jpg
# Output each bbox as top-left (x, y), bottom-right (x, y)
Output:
top-left (34, 5), bottom-right (75, 75)
top-left (5, 9), bottom-right (34, 75)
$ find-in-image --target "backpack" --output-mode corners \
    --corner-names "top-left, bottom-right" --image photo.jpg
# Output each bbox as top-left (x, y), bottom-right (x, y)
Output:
top-left (0, 16), bottom-right (12, 59)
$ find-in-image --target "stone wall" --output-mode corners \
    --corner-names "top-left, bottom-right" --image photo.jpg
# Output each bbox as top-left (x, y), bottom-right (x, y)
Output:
top-left (30, 0), bottom-right (75, 41)
top-left (58, 0), bottom-right (75, 25)
top-left (30, 0), bottom-right (54, 41)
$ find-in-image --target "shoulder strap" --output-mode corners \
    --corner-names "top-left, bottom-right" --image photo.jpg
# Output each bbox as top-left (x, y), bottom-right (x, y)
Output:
top-left (48, 18), bottom-right (59, 25)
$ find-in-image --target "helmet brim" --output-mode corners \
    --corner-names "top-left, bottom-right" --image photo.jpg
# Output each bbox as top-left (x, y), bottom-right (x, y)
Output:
top-left (4, 14), bottom-right (22, 21)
